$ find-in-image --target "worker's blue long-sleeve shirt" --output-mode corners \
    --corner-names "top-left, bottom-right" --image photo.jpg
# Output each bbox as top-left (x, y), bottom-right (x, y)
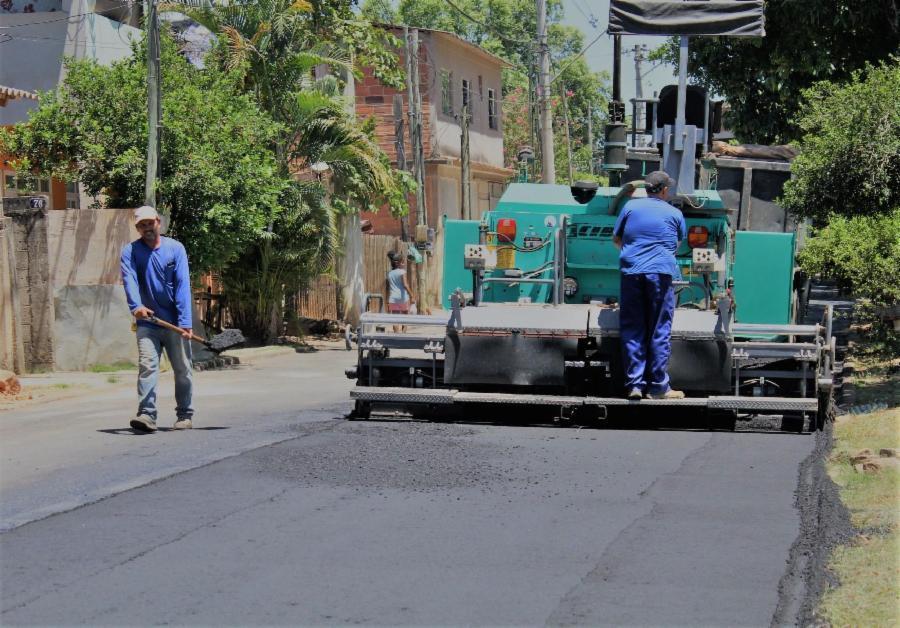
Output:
top-left (120, 237), bottom-right (192, 328)
top-left (614, 197), bottom-right (687, 278)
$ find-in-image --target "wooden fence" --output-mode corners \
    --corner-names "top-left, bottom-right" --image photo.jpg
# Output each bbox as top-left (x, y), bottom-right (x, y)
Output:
top-left (292, 235), bottom-right (410, 318)
top-left (207, 233), bottom-right (442, 326)
top-left (295, 275), bottom-right (339, 320)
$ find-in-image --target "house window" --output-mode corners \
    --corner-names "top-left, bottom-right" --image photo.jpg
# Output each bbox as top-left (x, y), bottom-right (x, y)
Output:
top-left (478, 75), bottom-right (483, 100)
top-left (488, 88), bottom-right (498, 130)
top-left (441, 70), bottom-right (454, 115)
top-left (3, 174), bottom-right (51, 196)
top-left (462, 79), bottom-right (475, 120)
top-left (66, 181), bottom-right (81, 209)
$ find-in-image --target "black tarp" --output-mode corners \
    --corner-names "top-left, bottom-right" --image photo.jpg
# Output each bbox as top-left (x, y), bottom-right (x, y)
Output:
top-left (608, 1), bottom-right (765, 37)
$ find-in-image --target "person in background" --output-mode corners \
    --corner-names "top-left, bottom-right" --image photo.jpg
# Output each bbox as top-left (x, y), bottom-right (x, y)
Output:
top-left (613, 170), bottom-right (687, 401)
top-left (120, 206), bottom-right (194, 433)
top-left (385, 252), bottom-right (415, 332)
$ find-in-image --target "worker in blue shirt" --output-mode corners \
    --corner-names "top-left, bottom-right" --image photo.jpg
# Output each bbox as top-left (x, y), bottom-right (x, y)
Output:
top-left (120, 206), bottom-right (194, 432)
top-left (613, 171), bottom-right (687, 401)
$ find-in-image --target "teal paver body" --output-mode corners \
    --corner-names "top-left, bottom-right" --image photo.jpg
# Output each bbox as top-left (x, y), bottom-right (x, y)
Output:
top-left (441, 183), bottom-right (794, 328)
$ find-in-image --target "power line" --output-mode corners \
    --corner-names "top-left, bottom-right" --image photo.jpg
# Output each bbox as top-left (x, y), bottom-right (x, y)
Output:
top-left (444, 0), bottom-right (534, 47)
top-left (1, 34), bottom-right (137, 49)
top-left (571, 0), bottom-right (599, 29)
top-left (550, 28), bottom-right (608, 84)
top-left (0, 3), bottom-right (132, 29)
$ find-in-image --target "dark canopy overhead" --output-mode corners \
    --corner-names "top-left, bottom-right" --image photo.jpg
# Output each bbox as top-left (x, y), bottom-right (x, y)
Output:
top-left (608, 1), bottom-right (765, 37)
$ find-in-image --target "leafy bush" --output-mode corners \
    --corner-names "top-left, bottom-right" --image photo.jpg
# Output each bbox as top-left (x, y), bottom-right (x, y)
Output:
top-left (0, 33), bottom-right (285, 273)
top-left (797, 210), bottom-right (900, 304)
top-left (782, 60), bottom-right (900, 223)
top-left (653, 1), bottom-right (899, 144)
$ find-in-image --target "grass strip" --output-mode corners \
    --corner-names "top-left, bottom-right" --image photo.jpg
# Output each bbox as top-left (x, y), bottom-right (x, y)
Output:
top-left (818, 349), bottom-right (899, 626)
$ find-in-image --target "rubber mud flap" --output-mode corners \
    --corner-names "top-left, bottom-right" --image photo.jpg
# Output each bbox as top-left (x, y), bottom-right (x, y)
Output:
top-left (444, 332), bottom-right (575, 386)
top-left (668, 338), bottom-right (732, 393)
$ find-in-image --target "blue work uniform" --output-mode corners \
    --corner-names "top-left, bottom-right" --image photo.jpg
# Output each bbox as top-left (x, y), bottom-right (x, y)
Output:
top-left (120, 237), bottom-right (192, 328)
top-left (120, 237), bottom-right (193, 422)
top-left (613, 197), bottom-right (687, 394)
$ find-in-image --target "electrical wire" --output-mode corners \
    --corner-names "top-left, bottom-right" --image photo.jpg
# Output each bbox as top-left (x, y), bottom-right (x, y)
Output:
top-left (487, 231), bottom-right (552, 253)
top-left (549, 28), bottom-right (607, 85)
top-left (571, 0), bottom-right (599, 29)
top-left (0, 3), bottom-right (131, 29)
top-left (2, 34), bottom-right (136, 49)
top-left (444, 0), bottom-right (534, 47)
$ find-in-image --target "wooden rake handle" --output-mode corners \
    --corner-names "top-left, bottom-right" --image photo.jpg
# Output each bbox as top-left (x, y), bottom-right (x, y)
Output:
top-left (145, 316), bottom-right (210, 347)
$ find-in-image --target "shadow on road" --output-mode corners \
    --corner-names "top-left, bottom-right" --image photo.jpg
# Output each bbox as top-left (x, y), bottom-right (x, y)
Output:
top-left (97, 427), bottom-right (232, 435)
top-left (350, 406), bottom-right (813, 435)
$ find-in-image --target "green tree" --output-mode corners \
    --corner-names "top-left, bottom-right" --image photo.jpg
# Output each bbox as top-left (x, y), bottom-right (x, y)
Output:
top-left (362, 0), bottom-right (608, 177)
top-left (0, 34), bottom-right (284, 274)
top-left (183, 0), bottom-right (414, 340)
top-left (789, 60), bottom-right (900, 306)
top-left (654, 0), bottom-right (899, 143)
top-left (782, 61), bottom-right (900, 223)
top-left (797, 210), bottom-right (900, 305)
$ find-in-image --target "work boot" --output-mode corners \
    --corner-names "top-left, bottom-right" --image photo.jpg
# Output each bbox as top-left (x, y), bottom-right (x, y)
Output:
top-left (173, 417), bottom-right (193, 430)
top-left (626, 388), bottom-right (643, 401)
top-left (130, 415), bottom-right (158, 433)
top-left (646, 388), bottom-right (686, 400)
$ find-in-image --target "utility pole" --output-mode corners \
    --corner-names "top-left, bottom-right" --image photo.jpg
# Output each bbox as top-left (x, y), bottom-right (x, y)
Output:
top-left (528, 67), bottom-right (538, 182)
top-left (144, 0), bottom-right (161, 208)
top-left (460, 103), bottom-right (471, 220)
top-left (560, 84), bottom-right (574, 183)
top-left (602, 34), bottom-right (626, 187)
top-left (406, 28), bottom-right (428, 312)
top-left (632, 44), bottom-right (647, 101)
top-left (586, 105), bottom-right (594, 175)
top-left (393, 94), bottom-right (409, 241)
top-left (536, 0), bottom-right (555, 184)
top-left (630, 44), bottom-right (647, 147)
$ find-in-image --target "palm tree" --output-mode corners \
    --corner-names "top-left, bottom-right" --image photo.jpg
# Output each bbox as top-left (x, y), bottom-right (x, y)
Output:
top-left (171, 0), bottom-right (409, 341)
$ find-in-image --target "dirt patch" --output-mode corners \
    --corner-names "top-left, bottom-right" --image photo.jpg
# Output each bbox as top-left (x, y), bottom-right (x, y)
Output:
top-left (0, 382), bottom-right (94, 411)
top-left (772, 422), bottom-right (855, 626)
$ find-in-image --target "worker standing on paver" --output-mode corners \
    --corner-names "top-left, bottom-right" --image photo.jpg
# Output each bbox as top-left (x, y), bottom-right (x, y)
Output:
top-left (120, 206), bottom-right (194, 433)
top-left (613, 171), bottom-right (687, 401)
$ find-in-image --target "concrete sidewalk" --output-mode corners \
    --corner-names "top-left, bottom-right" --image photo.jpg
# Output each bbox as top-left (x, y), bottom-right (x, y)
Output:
top-left (0, 340), bottom-right (355, 531)
top-left (3, 341), bottom-right (340, 410)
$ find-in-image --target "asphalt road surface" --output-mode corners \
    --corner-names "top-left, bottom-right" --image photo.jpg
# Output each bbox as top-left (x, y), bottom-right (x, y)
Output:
top-left (1, 347), bottom-right (816, 626)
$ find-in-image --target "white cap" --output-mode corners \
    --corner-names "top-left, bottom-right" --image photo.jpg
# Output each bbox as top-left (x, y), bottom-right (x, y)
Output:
top-left (133, 205), bottom-right (159, 224)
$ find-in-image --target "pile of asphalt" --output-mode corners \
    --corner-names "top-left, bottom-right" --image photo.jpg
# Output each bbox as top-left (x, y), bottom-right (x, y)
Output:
top-left (771, 422), bottom-right (854, 626)
top-left (208, 328), bottom-right (246, 352)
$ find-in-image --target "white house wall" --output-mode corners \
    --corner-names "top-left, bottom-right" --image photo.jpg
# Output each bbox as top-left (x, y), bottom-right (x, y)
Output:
top-left (424, 32), bottom-right (505, 169)
top-left (0, 2), bottom-right (140, 125)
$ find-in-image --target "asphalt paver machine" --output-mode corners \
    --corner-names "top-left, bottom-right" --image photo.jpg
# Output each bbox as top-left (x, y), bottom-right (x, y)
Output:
top-left (345, 1), bottom-right (837, 429)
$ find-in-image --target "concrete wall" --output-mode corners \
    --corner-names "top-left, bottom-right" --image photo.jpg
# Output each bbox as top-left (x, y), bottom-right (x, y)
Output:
top-left (47, 208), bottom-right (137, 370)
top-left (1, 199), bottom-right (54, 371)
top-left (0, 2), bottom-right (140, 126)
top-left (0, 215), bottom-right (26, 372)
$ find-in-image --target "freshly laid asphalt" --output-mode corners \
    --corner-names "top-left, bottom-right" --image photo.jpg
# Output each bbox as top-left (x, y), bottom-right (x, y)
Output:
top-left (1, 346), bottom-right (816, 626)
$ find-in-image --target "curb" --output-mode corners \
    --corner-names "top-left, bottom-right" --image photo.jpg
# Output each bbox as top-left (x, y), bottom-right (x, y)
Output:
top-left (193, 355), bottom-right (241, 372)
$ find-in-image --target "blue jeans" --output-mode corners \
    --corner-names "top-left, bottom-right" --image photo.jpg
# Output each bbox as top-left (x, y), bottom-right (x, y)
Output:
top-left (136, 324), bottom-right (193, 422)
top-left (619, 273), bottom-right (675, 394)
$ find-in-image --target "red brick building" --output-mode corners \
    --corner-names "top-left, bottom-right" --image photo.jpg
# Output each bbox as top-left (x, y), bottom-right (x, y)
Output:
top-left (355, 26), bottom-right (514, 236)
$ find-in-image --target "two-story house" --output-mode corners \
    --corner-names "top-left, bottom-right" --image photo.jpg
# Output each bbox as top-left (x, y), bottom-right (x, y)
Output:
top-left (355, 26), bottom-right (514, 237)
top-left (1, 0), bottom-right (141, 209)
